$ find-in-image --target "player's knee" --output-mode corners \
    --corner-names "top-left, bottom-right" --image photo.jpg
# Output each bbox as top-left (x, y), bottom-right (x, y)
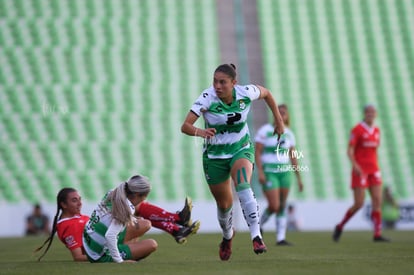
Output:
top-left (140, 219), bottom-right (152, 232)
top-left (354, 201), bottom-right (364, 210)
top-left (268, 203), bottom-right (280, 213)
top-left (148, 239), bottom-right (158, 252)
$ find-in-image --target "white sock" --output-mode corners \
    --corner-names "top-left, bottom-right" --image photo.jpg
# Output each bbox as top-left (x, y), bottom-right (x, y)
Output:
top-left (276, 215), bottom-right (287, 242)
top-left (237, 188), bottom-right (262, 240)
top-left (217, 206), bottom-right (233, 240)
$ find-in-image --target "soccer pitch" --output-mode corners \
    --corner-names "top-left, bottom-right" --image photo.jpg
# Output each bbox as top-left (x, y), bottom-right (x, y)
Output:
top-left (0, 231), bottom-right (413, 275)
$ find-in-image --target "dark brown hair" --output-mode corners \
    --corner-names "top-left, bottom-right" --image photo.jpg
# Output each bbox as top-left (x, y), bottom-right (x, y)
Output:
top-left (214, 63), bottom-right (237, 80)
top-left (34, 187), bottom-right (77, 261)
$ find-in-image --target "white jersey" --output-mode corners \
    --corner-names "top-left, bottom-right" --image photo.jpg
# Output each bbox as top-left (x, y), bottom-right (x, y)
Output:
top-left (83, 191), bottom-right (135, 263)
top-left (255, 124), bottom-right (296, 171)
top-left (191, 84), bottom-right (261, 159)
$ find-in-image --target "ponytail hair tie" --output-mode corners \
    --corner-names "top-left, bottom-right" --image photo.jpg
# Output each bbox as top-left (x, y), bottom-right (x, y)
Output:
top-left (124, 181), bottom-right (133, 195)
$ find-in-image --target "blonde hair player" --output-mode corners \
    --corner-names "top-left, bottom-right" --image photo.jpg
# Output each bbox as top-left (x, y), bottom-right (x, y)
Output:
top-left (34, 186), bottom-right (198, 261)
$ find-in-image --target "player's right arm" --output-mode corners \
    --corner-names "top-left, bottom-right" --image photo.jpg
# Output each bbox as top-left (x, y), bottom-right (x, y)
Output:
top-left (348, 127), bottom-right (364, 176)
top-left (181, 111), bottom-right (216, 138)
top-left (347, 144), bottom-right (363, 175)
top-left (105, 220), bottom-right (125, 263)
top-left (181, 90), bottom-right (216, 138)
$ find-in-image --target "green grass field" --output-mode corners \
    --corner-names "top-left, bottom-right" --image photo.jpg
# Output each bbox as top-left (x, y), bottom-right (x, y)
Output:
top-left (0, 230), bottom-right (413, 275)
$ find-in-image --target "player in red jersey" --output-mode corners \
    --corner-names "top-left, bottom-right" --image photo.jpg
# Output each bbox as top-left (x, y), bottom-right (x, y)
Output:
top-left (35, 187), bottom-right (197, 261)
top-left (333, 105), bottom-right (389, 242)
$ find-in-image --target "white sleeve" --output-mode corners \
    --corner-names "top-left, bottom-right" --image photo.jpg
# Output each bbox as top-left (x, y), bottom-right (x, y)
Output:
top-left (287, 129), bottom-right (296, 147)
top-left (190, 87), bottom-right (212, 116)
top-left (105, 219), bottom-right (125, 263)
top-left (291, 132), bottom-right (296, 147)
top-left (242, 84), bottom-right (261, 101)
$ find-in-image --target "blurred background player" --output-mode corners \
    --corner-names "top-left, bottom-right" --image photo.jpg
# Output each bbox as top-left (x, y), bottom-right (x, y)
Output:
top-left (382, 186), bottom-right (400, 229)
top-left (286, 205), bottom-right (300, 232)
top-left (255, 104), bottom-right (303, 245)
top-left (333, 105), bottom-right (389, 242)
top-left (35, 185), bottom-right (197, 261)
top-left (26, 203), bottom-right (50, 236)
top-left (181, 64), bottom-right (284, 260)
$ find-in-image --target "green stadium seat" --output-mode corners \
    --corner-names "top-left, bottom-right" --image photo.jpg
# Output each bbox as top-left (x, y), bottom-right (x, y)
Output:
top-left (38, 144), bottom-right (59, 170)
top-left (2, 116), bottom-right (19, 142)
top-left (15, 173), bottom-right (37, 203)
top-left (257, 0), bottom-right (414, 200)
top-left (78, 144), bottom-right (95, 170)
top-left (77, 172), bottom-right (97, 201)
top-left (60, 116), bottom-right (77, 141)
top-left (35, 172), bottom-right (56, 201)
top-left (0, 145), bottom-right (18, 175)
top-left (0, 173), bottom-right (18, 202)
top-left (59, 144), bottom-right (77, 170)
top-left (56, 170), bottom-right (74, 190)
top-left (18, 144), bottom-right (39, 172)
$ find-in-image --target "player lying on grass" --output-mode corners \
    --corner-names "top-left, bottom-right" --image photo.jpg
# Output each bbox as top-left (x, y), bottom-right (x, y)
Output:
top-left (35, 177), bottom-right (199, 261)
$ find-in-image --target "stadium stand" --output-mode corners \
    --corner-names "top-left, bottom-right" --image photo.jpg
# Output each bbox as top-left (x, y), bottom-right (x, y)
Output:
top-left (258, 0), bottom-right (414, 200)
top-left (0, 0), bottom-right (412, 204)
top-left (0, 0), bottom-right (219, 202)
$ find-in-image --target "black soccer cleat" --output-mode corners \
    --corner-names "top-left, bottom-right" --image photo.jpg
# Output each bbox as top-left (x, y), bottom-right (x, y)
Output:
top-left (333, 225), bottom-right (342, 242)
top-left (177, 196), bottom-right (193, 226)
top-left (173, 220), bottom-right (200, 244)
top-left (373, 235), bottom-right (390, 242)
top-left (276, 240), bottom-right (293, 246)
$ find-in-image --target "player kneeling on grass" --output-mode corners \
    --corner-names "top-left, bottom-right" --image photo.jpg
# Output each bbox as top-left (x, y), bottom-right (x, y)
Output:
top-left (35, 175), bottom-right (200, 262)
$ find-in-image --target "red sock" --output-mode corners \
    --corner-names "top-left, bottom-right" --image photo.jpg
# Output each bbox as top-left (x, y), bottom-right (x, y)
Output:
top-left (137, 202), bottom-right (179, 223)
top-left (371, 210), bottom-right (382, 237)
top-left (337, 209), bottom-right (356, 229)
top-left (151, 221), bottom-right (180, 235)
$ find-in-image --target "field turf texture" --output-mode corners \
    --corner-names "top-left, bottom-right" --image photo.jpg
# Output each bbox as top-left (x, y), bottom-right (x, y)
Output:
top-left (0, 230), bottom-right (412, 275)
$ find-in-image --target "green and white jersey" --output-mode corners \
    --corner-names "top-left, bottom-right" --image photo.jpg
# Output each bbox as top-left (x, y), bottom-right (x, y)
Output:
top-left (191, 84), bottom-right (261, 159)
top-left (83, 191), bottom-right (134, 262)
top-left (255, 124), bottom-right (296, 173)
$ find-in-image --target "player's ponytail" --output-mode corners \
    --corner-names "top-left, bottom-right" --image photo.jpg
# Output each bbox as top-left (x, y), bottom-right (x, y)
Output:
top-left (34, 188), bottom-right (77, 261)
top-left (110, 175), bottom-right (151, 225)
top-left (108, 182), bottom-right (133, 225)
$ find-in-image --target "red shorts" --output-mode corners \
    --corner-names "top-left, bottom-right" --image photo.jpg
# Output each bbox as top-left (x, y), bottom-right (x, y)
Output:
top-left (351, 170), bottom-right (382, 189)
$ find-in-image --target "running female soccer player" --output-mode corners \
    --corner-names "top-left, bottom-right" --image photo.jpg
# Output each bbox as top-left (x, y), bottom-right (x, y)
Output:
top-left (255, 104), bottom-right (303, 246)
top-left (181, 64), bottom-right (284, 260)
top-left (333, 105), bottom-right (389, 242)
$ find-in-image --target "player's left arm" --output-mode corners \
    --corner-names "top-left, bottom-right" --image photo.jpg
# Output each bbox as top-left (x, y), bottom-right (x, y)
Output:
top-left (254, 142), bottom-right (266, 184)
top-left (257, 85), bottom-right (284, 139)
